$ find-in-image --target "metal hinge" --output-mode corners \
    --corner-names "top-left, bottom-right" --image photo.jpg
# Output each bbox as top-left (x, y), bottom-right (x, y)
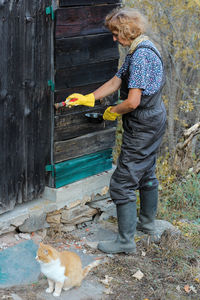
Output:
top-left (48, 80), bottom-right (55, 92)
top-left (46, 6), bottom-right (54, 20)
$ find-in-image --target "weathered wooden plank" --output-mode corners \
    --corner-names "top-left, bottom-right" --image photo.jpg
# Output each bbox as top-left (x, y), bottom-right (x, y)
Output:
top-left (55, 5), bottom-right (118, 38)
top-left (0, 0), bottom-right (52, 213)
top-left (54, 84), bottom-right (118, 108)
top-left (54, 128), bottom-right (116, 163)
top-left (55, 59), bottom-right (118, 90)
top-left (54, 149), bottom-right (113, 188)
top-left (60, 0), bottom-right (121, 6)
top-left (55, 82), bottom-right (104, 103)
top-left (55, 33), bottom-right (119, 69)
top-left (54, 106), bottom-right (116, 141)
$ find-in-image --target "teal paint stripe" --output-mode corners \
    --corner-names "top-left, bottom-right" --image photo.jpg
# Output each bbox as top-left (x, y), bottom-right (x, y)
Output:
top-left (56, 156), bottom-right (111, 181)
top-left (54, 149), bottom-right (113, 188)
top-left (55, 160), bottom-right (112, 188)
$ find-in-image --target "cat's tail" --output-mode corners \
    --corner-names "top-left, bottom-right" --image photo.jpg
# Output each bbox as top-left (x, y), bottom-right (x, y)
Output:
top-left (83, 260), bottom-right (101, 278)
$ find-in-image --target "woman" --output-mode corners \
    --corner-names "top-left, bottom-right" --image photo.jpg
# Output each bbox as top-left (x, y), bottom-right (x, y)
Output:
top-left (65, 8), bottom-right (166, 254)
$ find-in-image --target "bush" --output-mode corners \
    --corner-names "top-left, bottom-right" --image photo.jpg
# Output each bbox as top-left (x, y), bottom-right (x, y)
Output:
top-left (166, 173), bottom-right (200, 210)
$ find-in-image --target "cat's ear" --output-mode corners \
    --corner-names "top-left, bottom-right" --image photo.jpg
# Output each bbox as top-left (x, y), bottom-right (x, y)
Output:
top-left (47, 248), bottom-right (53, 255)
top-left (39, 242), bottom-right (44, 247)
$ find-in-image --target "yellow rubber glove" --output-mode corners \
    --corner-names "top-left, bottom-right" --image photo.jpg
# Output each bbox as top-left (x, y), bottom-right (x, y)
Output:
top-left (65, 93), bottom-right (95, 107)
top-left (103, 106), bottom-right (120, 121)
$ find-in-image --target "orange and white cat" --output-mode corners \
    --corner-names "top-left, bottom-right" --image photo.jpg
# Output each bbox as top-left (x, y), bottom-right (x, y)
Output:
top-left (36, 242), bottom-right (100, 297)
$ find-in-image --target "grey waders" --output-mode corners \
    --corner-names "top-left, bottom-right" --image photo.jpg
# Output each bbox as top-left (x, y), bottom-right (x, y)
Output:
top-left (97, 201), bottom-right (136, 254)
top-left (137, 187), bottom-right (158, 235)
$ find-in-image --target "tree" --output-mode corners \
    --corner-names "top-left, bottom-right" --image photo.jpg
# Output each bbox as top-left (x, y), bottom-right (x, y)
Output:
top-left (124, 0), bottom-right (200, 156)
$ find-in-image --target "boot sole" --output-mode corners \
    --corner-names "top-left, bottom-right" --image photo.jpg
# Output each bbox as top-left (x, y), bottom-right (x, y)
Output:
top-left (97, 246), bottom-right (136, 254)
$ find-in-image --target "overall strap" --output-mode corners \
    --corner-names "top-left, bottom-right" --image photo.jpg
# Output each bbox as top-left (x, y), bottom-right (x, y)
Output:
top-left (130, 45), bottom-right (164, 65)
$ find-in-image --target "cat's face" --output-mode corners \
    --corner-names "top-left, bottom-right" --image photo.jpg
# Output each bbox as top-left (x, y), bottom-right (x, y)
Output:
top-left (36, 243), bottom-right (54, 264)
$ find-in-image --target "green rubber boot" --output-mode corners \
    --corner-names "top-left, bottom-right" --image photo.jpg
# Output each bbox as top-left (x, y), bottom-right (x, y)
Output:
top-left (136, 187), bottom-right (158, 235)
top-left (97, 201), bottom-right (137, 254)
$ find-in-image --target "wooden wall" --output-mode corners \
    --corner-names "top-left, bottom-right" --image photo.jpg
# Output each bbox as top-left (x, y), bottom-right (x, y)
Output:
top-left (0, 1), bottom-right (52, 213)
top-left (0, 0), bottom-right (121, 212)
top-left (54, 0), bottom-right (121, 164)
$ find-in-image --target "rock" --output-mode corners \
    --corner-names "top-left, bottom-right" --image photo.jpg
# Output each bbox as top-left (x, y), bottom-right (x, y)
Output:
top-left (47, 209), bottom-right (62, 216)
top-left (18, 233), bottom-right (31, 240)
top-left (89, 193), bottom-right (111, 206)
top-left (154, 219), bottom-right (181, 237)
top-left (10, 214), bottom-right (29, 227)
top-left (19, 213), bottom-right (49, 233)
top-left (46, 214), bottom-right (61, 224)
top-left (98, 207), bottom-right (117, 221)
top-left (60, 224), bottom-right (76, 232)
top-left (89, 199), bottom-right (113, 210)
top-left (134, 219), bottom-right (181, 244)
top-left (11, 294), bottom-right (23, 300)
top-left (84, 241), bottom-right (98, 249)
top-left (61, 205), bottom-right (98, 225)
top-left (0, 225), bottom-right (16, 235)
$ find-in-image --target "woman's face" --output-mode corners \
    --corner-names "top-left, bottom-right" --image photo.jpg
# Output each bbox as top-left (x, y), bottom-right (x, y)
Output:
top-left (112, 31), bottom-right (131, 47)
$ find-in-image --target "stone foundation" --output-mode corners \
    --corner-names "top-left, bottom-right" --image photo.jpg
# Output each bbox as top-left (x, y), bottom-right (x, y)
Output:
top-left (46, 186), bottom-right (117, 233)
top-left (0, 170), bottom-right (115, 235)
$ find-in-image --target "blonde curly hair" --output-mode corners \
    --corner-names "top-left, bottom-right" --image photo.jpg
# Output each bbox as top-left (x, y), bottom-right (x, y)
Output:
top-left (105, 7), bottom-right (148, 41)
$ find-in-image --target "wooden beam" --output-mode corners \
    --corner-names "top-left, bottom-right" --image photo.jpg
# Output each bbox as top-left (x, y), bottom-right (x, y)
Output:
top-left (54, 83), bottom-right (118, 105)
top-left (59, 0), bottom-right (121, 6)
top-left (55, 33), bottom-right (119, 69)
top-left (54, 106), bottom-right (116, 141)
top-left (55, 4), bottom-right (118, 38)
top-left (54, 82), bottom-right (104, 103)
top-left (55, 59), bottom-right (118, 90)
top-left (54, 127), bottom-right (116, 163)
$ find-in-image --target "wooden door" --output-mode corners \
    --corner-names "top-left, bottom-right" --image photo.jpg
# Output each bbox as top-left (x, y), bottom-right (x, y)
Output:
top-left (0, 0), bottom-right (53, 213)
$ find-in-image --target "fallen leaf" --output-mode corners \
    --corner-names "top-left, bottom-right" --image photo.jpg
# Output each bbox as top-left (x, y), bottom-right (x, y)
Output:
top-left (176, 285), bottom-right (181, 292)
top-left (132, 270), bottom-right (144, 280)
top-left (141, 251), bottom-right (146, 257)
top-left (184, 285), bottom-right (190, 293)
top-left (194, 277), bottom-right (200, 283)
top-left (135, 236), bottom-right (142, 242)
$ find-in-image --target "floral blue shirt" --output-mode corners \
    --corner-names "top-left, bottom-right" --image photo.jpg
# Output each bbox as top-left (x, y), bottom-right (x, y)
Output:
top-left (116, 40), bottom-right (163, 96)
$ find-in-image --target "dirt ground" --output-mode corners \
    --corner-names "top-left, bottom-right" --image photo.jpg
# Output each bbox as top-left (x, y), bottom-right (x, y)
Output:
top-left (0, 225), bottom-right (199, 300)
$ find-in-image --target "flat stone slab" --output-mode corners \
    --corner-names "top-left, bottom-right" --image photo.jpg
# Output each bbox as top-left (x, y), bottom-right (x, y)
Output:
top-left (71, 219), bottom-right (180, 250)
top-left (0, 237), bottom-right (105, 297)
top-left (38, 280), bottom-right (104, 300)
top-left (0, 240), bottom-right (40, 288)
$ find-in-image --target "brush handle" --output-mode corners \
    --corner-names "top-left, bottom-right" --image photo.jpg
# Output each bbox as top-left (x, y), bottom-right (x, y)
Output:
top-left (54, 98), bottom-right (78, 109)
